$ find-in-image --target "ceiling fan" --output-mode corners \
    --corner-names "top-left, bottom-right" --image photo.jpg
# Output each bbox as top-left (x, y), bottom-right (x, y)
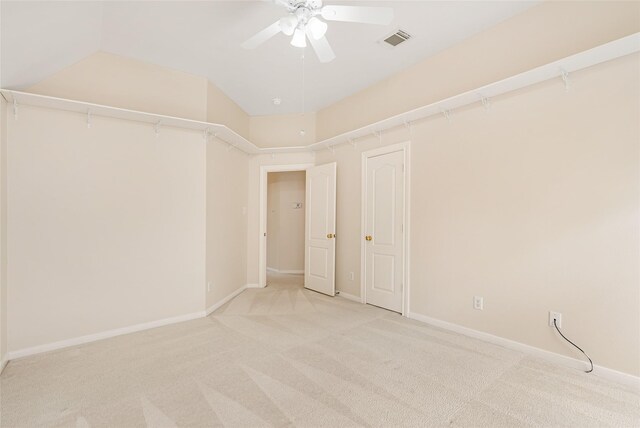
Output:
top-left (241, 0), bottom-right (394, 63)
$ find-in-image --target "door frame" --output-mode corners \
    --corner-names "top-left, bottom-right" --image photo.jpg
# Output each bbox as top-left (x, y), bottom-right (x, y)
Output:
top-left (360, 142), bottom-right (411, 316)
top-left (259, 163), bottom-right (314, 288)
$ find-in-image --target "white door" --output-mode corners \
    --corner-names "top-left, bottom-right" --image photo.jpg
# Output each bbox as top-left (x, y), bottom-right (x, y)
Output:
top-left (304, 162), bottom-right (337, 296)
top-left (364, 150), bottom-right (405, 312)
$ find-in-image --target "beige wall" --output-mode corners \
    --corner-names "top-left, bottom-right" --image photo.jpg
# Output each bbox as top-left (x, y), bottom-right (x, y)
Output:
top-left (7, 105), bottom-right (207, 352)
top-left (316, 1), bottom-right (640, 141)
top-left (315, 53), bottom-right (640, 376)
top-left (25, 52), bottom-right (253, 139)
top-left (246, 152), bottom-right (315, 286)
top-left (250, 113), bottom-right (316, 148)
top-left (207, 82), bottom-right (250, 140)
top-left (206, 139), bottom-right (249, 309)
top-left (27, 52), bottom-right (209, 122)
top-left (267, 171), bottom-right (306, 272)
top-left (0, 98), bottom-right (7, 364)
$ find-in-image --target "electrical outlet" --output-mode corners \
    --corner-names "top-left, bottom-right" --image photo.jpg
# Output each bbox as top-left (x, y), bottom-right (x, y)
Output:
top-left (549, 311), bottom-right (562, 328)
top-left (473, 296), bottom-right (483, 310)
top-left (207, 281), bottom-right (211, 293)
top-left (349, 272), bottom-right (354, 281)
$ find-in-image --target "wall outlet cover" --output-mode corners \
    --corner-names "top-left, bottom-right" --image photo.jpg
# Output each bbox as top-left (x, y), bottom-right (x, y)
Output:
top-left (549, 311), bottom-right (562, 328)
top-left (473, 296), bottom-right (483, 310)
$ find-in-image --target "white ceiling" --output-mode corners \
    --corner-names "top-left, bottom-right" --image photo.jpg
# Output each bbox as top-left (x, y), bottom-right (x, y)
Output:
top-left (1, 1), bottom-right (538, 116)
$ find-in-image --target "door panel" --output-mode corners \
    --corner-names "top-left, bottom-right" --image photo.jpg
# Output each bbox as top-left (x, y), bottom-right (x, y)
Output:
top-left (309, 175), bottom-right (329, 240)
top-left (365, 150), bottom-right (404, 312)
top-left (373, 254), bottom-right (395, 292)
top-left (305, 163), bottom-right (336, 296)
top-left (308, 246), bottom-right (328, 279)
top-left (373, 165), bottom-right (396, 246)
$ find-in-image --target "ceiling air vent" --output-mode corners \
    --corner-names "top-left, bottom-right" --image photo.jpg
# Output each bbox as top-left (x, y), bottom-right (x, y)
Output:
top-left (382, 30), bottom-right (411, 47)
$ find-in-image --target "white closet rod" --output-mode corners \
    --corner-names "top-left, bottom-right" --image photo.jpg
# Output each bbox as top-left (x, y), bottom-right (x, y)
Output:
top-left (310, 32), bottom-right (640, 152)
top-left (1, 32), bottom-right (638, 156)
top-left (0, 90), bottom-right (313, 156)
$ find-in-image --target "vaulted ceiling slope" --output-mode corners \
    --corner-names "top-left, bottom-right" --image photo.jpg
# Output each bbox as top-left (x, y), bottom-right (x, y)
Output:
top-left (1, 1), bottom-right (538, 116)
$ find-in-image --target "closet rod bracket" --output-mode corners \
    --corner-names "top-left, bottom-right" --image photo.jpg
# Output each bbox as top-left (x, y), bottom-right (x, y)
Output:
top-left (560, 68), bottom-right (571, 92)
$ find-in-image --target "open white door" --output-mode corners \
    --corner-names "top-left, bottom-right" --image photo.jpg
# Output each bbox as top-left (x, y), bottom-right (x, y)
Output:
top-left (304, 162), bottom-right (337, 296)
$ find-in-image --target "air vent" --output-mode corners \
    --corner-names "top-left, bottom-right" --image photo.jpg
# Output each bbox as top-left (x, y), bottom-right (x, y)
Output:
top-left (382, 30), bottom-right (411, 47)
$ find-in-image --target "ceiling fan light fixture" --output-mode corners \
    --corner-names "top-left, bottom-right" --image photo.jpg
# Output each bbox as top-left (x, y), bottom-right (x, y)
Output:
top-left (291, 27), bottom-right (307, 48)
top-left (307, 17), bottom-right (327, 40)
top-left (279, 15), bottom-right (298, 36)
top-left (242, 2), bottom-right (394, 63)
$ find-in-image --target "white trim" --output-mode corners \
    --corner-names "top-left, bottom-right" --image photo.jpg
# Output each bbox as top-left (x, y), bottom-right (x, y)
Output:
top-left (267, 267), bottom-right (304, 275)
top-left (0, 357), bottom-right (7, 375)
top-left (7, 284), bottom-right (254, 362)
top-left (407, 311), bottom-right (640, 389)
top-left (206, 285), bottom-right (247, 315)
top-left (361, 142), bottom-right (411, 316)
top-left (336, 291), bottom-right (361, 303)
top-left (7, 310), bottom-right (206, 361)
top-left (259, 163), bottom-right (313, 288)
top-left (245, 283), bottom-right (262, 289)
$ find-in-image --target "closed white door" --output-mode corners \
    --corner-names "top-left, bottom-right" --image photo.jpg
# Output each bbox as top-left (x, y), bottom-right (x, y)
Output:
top-left (304, 162), bottom-right (337, 296)
top-left (364, 150), bottom-right (405, 312)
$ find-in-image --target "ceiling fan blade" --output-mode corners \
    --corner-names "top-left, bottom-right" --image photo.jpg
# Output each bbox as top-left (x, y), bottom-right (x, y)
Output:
top-left (241, 21), bottom-right (282, 49)
top-left (306, 29), bottom-right (335, 63)
top-left (273, 0), bottom-right (292, 8)
top-left (320, 5), bottom-right (393, 25)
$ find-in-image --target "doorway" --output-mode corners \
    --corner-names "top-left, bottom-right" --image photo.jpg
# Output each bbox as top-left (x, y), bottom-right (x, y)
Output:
top-left (361, 142), bottom-right (410, 314)
top-left (266, 171), bottom-right (306, 287)
top-left (259, 163), bottom-right (313, 289)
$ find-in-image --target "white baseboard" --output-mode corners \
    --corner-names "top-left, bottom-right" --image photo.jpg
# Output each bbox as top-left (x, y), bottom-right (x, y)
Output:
top-left (9, 283), bottom-right (255, 362)
top-left (266, 267), bottom-right (304, 275)
top-left (245, 283), bottom-right (263, 289)
top-left (7, 310), bottom-right (206, 361)
top-left (0, 356), bottom-right (7, 375)
top-left (206, 285), bottom-right (247, 315)
top-left (407, 311), bottom-right (639, 389)
top-left (337, 291), bottom-right (362, 303)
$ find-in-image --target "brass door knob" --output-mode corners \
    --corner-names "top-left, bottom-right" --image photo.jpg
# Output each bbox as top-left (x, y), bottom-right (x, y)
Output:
top-left (365, 235), bottom-right (372, 241)
top-left (327, 233), bottom-right (335, 239)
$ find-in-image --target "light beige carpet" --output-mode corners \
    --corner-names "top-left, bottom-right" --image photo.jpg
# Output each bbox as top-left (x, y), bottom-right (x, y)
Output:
top-left (1, 273), bottom-right (639, 427)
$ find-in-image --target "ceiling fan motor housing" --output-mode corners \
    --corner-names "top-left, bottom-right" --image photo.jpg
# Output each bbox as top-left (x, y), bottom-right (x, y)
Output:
top-left (244, 0), bottom-right (393, 63)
